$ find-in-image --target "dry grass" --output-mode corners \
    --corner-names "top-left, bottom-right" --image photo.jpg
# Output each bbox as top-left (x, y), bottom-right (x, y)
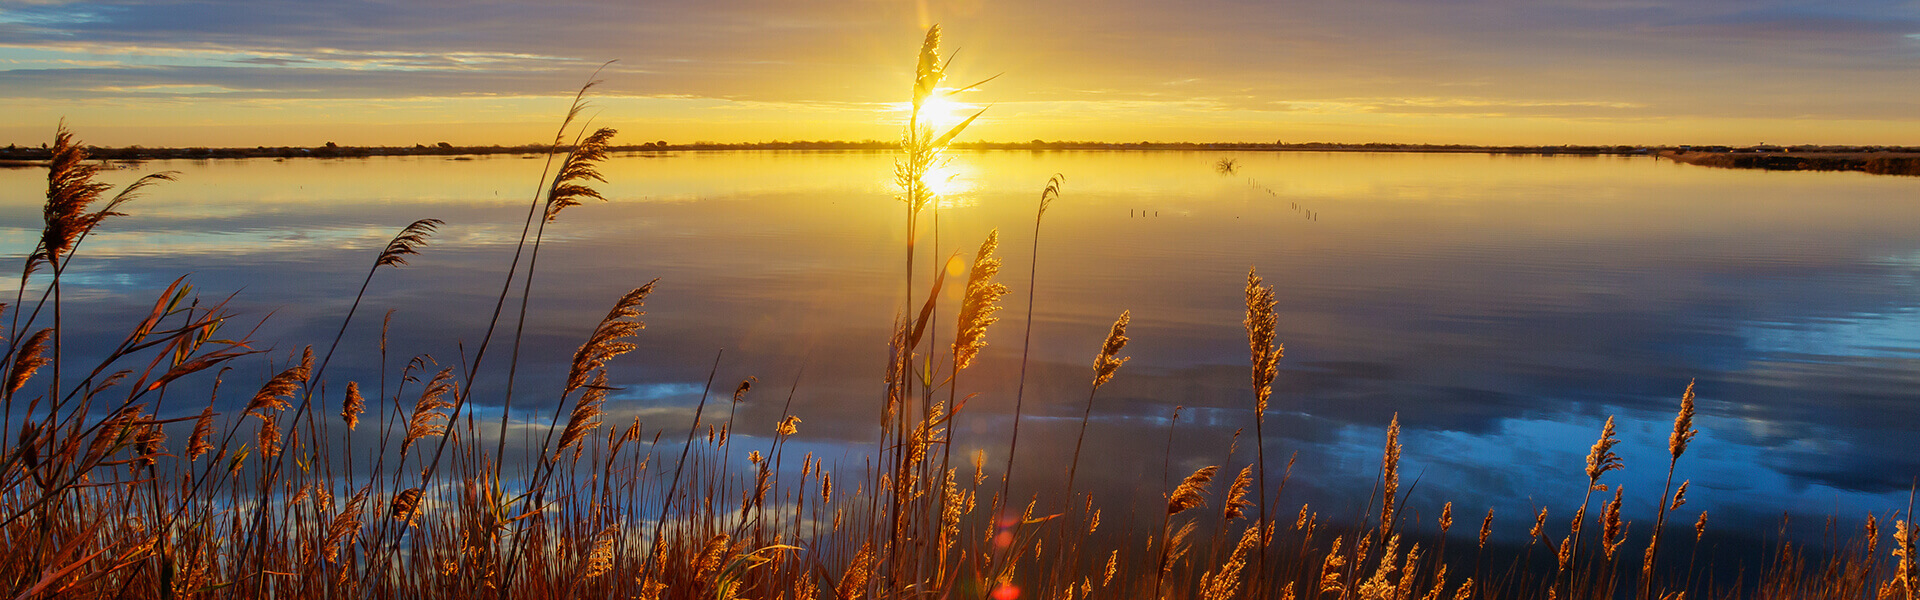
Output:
top-left (1, 27), bottom-right (1915, 600)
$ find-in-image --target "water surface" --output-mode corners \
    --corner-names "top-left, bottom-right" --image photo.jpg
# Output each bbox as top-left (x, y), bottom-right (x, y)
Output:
top-left (4, 150), bottom-right (1917, 545)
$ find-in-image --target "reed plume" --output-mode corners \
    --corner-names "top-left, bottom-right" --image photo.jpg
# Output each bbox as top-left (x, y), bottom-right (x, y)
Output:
top-left (557, 370), bottom-right (610, 456)
top-left (1169, 465), bottom-right (1220, 516)
top-left (1895, 519), bottom-right (1916, 600)
top-left (1480, 508), bottom-right (1493, 549)
top-left (246, 347), bottom-right (313, 416)
top-left (325, 488), bottom-right (369, 561)
top-left (1321, 536), bottom-right (1348, 594)
top-left (1643, 381), bottom-right (1698, 599)
top-left (565, 281), bottom-right (655, 398)
top-left (1601, 486), bottom-right (1626, 560)
top-left (585, 526), bottom-right (617, 579)
top-left (391, 487), bottom-right (424, 527)
top-left (1381, 413), bottom-right (1402, 533)
top-left (1092, 310), bottom-right (1130, 389)
top-left (1244, 268), bottom-right (1281, 421)
top-left (952, 230), bottom-right (1008, 371)
top-left (402, 368), bottom-right (456, 453)
top-left (1440, 501), bottom-right (1453, 534)
top-left (776, 415), bottom-right (801, 436)
top-left (5, 328), bottom-right (52, 397)
top-left (341, 381), bottom-right (364, 431)
top-left (186, 406), bottom-right (214, 460)
top-left (374, 218), bottom-right (446, 268)
top-left (34, 124), bottom-right (175, 268)
top-left (1586, 415), bottom-right (1624, 487)
top-left (545, 128), bottom-right (618, 222)
top-left (1694, 511), bottom-right (1708, 542)
top-left (1223, 465), bottom-right (1254, 522)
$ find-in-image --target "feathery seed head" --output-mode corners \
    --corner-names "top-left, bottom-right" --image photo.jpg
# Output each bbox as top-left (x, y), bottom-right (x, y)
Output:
top-left (342, 381), bottom-right (364, 431)
top-left (1223, 464), bottom-right (1254, 521)
top-left (1671, 379), bottom-right (1698, 459)
top-left (1382, 413), bottom-right (1402, 530)
top-left (1440, 501), bottom-right (1454, 534)
top-left (1601, 486), bottom-right (1627, 560)
top-left (1586, 415), bottom-right (1624, 484)
top-left (1480, 508), bottom-right (1494, 548)
top-left (1168, 464), bottom-right (1219, 516)
top-left (247, 347), bottom-right (312, 417)
top-left (776, 415), bottom-right (801, 437)
top-left (391, 487), bottom-right (423, 527)
top-left (567, 281), bottom-right (655, 396)
top-left (402, 368), bottom-right (456, 453)
top-left (954, 230), bottom-right (1009, 371)
top-left (1244, 267), bottom-right (1282, 420)
top-left (558, 370), bottom-right (610, 457)
top-left (375, 218), bottom-right (445, 268)
top-left (545, 127), bottom-right (617, 221)
top-left (1092, 310), bottom-right (1131, 389)
top-left (1671, 480), bottom-right (1689, 510)
top-left (187, 406), bottom-right (215, 460)
top-left (6, 328), bottom-right (53, 398)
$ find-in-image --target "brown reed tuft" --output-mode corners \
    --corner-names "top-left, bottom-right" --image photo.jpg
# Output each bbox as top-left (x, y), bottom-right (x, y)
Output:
top-left (1480, 508), bottom-right (1494, 549)
top-left (584, 526), bottom-right (616, 579)
top-left (1586, 415), bottom-right (1624, 487)
top-left (1440, 501), bottom-right (1453, 534)
top-left (1453, 579), bottom-right (1475, 600)
top-left (1895, 519), bottom-right (1916, 600)
top-left (402, 368), bottom-right (456, 453)
top-left (838, 542), bottom-right (874, 600)
top-left (257, 410), bottom-right (282, 458)
top-left (247, 347), bottom-right (313, 416)
top-left (1201, 524), bottom-right (1262, 600)
top-left (776, 415), bottom-right (801, 437)
top-left (566, 282), bottom-right (656, 398)
top-left (1695, 511), bottom-right (1708, 542)
top-left (1168, 465), bottom-right (1220, 515)
top-left (545, 127), bottom-right (618, 222)
top-left (186, 406), bottom-right (215, 460)
top-left (374, 218), bottom-right (446, 268)
top-left (391, 487), bottom-right (423, 527)
top-left (1243, 268), bottom-right (1281, 421)
top-left (1601, 486), bottom-right (1627, 560)
top-left (1382, 413), bottom-right (1402, 531)
top-left (1671, 480), bottom-right (1689, 510)
top-left (1532, 507), bottom-right (1549, 543)
top-left (5, 328), bottom-right (52, 398)
top-left (341, 381), bottom-right (364, 431)
top-left (1223, 464), bottom-right (1254, 521)
top-left (1320, 536), bottom-right (1347, 594)
top-left (325, 488), bottom-right (369, 561)
top-left (35, 125), bottom-right (175, 268)
top-left (557, 370), bottom-right (610, 456)
top-left (953, 229), bottom-right (1009, 371)
top-left (1092, 310), bottom-right (1130, 389)
top-left (1671, 380), bottom-right (1697, 459)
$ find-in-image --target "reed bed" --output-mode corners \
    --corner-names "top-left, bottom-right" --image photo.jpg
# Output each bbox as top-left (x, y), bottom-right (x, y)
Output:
top-left (2, 28), bottom-right (1917, 600)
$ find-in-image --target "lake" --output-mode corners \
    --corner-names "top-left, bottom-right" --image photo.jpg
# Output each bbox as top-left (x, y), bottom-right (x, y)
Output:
top-left (3, 149), bottom-right (1916, 548)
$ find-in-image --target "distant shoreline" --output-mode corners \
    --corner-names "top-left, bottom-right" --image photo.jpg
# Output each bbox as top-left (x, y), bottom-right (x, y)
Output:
top-left (1657, 150), bottom-right (1920, 176)
top-left (5, 142), bottom-right (1919, 171)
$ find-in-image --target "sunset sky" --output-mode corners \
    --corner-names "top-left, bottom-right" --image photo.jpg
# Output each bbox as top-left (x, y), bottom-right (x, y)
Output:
top-left (2, 0), bottom-right (1917, 147)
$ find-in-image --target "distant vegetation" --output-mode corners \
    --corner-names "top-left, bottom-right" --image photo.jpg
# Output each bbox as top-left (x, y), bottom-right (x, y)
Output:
top-left (17, 139), bottom-right (1920, 166)
top-left (3, 27), bottom-right (1917, 600)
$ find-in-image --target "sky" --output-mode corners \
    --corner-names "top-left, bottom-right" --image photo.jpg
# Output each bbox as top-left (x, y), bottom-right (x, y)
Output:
top-left (1, 0), bottom-right (1918, 147)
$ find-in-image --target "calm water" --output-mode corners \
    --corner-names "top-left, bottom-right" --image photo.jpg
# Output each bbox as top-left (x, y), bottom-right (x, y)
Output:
top-left (4, 150), bottom-right (1917, 545)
